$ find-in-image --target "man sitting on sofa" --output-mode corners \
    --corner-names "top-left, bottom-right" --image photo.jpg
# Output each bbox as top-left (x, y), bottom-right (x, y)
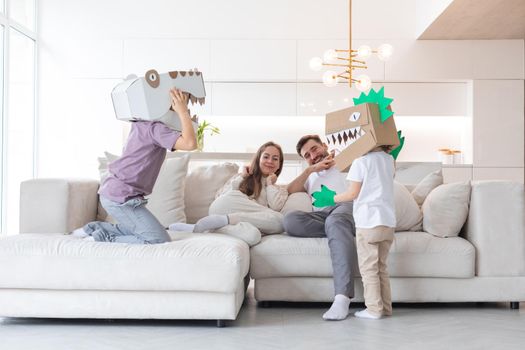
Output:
top-left (284, 134), bottom-right (357, 321)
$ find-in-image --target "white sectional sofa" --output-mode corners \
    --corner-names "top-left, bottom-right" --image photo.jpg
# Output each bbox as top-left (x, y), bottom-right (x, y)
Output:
top-left (0, 158), bottom-right (523, 326)
top-left (251, 180), bottom-right (525, 306)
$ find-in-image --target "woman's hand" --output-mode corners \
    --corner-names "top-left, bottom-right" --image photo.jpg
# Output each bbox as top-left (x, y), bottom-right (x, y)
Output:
top-left (266, 173), bottom-right (277, 185)
top-left (241, 164), bottom-right (253, 178)
top-left (170, 88), bottom-right (189, 116)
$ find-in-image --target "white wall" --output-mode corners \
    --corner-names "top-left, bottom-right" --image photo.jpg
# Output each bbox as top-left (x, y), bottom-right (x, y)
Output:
top-left (37, 0), bottom-right (524, 181)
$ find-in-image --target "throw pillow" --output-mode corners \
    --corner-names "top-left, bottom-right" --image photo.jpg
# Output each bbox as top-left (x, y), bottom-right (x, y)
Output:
top-left (96, 152), bottom-right (190, 228)
top-left (96, 152), bottom-right (120, 223)
top-left (394, 181), bottom-right (423, 231)
top-left (411, 170), bottom-right (443, 206)
top-left (184, 163), bottom-right (240, 224)
top-left (280, 192), bottom-right (312, 216)
top-left (422, 181), bottom-right (471, 238)
top-left (145, 154), bottom-right (190, 227)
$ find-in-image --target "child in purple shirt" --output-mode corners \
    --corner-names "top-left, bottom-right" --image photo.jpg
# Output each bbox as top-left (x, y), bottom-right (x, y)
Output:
top-left (71, 88), bottom-right (197, 244)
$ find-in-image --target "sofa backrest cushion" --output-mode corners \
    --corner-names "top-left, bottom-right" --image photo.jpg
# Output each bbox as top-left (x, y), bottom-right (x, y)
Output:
top-left (184, 163), bottom-right (240, 224)
top-left (422, 181), bottom-right (471, 238)
top-left (411, 169), bottom-right (443, 206)
top-left (394, 181), bottom-right (423, 231)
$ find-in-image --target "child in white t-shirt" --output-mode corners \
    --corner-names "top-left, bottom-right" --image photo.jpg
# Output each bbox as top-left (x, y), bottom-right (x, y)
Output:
top-left (332, 145), bottom-right (395, 319)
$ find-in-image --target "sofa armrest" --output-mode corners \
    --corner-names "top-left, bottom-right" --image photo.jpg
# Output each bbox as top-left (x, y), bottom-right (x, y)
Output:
top-left (20, 178), bottom-right (100, 234)
top-left (465, 181), bottom-right (525, 277)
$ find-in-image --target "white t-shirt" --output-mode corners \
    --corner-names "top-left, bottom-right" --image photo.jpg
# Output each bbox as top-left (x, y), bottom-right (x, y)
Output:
top-left (346, 151), bottom-right (396, 228)
top-left (305, 166), bottom-right (347, 211)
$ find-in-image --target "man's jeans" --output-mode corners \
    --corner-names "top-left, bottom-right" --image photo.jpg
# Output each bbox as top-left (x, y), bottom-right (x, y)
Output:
top-left (83, 196), bottom-right (171, 244)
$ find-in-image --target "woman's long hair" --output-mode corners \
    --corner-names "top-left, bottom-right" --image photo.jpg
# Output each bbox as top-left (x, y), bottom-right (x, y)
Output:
top-left (239, 141), bottom-right (284, 200)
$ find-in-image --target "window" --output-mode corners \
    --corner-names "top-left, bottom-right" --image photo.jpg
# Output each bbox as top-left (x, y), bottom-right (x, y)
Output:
top-left (0, 0), bottom-right (36, 234)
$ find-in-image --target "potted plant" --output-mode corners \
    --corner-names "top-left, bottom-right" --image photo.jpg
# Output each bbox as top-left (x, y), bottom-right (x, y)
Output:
top-left (196, 120), bottom-right (220, 151)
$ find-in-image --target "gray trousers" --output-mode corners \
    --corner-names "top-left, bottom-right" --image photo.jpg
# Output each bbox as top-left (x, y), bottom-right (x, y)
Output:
top-left (83, 196), bottom-right (171, 244)
top-left (283, 202), bottom-right (356, 297)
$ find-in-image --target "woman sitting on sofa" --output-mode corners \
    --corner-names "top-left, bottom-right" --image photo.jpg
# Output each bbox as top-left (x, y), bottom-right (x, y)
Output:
top-left (170, 141), bottom-right (289, 234)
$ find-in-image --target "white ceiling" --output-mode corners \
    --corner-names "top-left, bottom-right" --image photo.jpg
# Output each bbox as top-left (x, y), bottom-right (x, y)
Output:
top-left (419, 0), bottom-right (525, 39)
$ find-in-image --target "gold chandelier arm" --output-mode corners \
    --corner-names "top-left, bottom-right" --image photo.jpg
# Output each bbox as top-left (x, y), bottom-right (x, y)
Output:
top-left (323, 63), bottom-right (353, 67)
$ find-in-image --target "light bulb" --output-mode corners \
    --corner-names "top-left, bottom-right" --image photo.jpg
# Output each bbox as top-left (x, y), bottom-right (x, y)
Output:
top-left (355, 75), bottom-right (371, 92)
top-left (309, 57), bottom-right (323, 71)
top-left (357, 45), bottom-right (372, 58)
top-left (377, 44), bottom-right (393, 61)
top-left (322, 71), bottom-right (339, 87)
top-left (323, 49), bottom-right (338, 63)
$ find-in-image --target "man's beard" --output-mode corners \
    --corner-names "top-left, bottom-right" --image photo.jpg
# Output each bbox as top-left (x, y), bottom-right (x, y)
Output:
top-left (312, 151), bottom-right (330, 165)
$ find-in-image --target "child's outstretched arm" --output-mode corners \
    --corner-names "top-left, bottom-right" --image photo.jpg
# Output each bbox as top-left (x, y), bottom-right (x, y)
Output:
top-left (334, 181), bottom-right (361, 203)
top-left (171, 88), bottom-right (197, 151)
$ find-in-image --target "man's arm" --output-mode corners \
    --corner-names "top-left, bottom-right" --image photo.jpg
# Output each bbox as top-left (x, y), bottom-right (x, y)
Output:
top-left (171, 88), bottom-right (197, 151)
top-left (287, 166), bottom-right (313, 194)
top-left (287, 155), bottom-right (336, 194)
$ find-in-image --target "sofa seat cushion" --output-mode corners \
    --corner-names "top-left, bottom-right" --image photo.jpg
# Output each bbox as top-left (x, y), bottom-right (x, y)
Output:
top-left (250, 231), bottom-right (475, 279)
top-left (0, 233), bottom-right (249, 293)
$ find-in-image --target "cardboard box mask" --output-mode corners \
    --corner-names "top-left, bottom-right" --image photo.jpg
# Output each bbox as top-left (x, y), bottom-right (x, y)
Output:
top-left (111, 69), bottom-right (206, 131)
top-left (325, 102), bottom-right (400, 171)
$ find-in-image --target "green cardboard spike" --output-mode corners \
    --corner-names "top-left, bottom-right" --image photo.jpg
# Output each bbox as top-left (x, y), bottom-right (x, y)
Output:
top-left (390, 130), bottom-right (405, 160)
top-left (353, 86), bottom-right (394, 123)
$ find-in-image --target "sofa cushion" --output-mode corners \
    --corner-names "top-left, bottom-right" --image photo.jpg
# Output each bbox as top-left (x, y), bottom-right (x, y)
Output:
top-left (250, 231), bottom-right (475, 279)
top-left (184, 163), bottom-right (239, 224)
top-left (422, 181), bottom-right (471, 238)
top-left (0, 233), bottom-right (249, 293)
top-left (97, 152), bottom-right (190, 227)
top-left (411, 169), bottom-right (443, 206)
top-left (394, 181), bottom-right (423, 231)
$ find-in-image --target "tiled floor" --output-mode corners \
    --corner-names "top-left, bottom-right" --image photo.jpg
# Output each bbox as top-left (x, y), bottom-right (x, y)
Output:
top-left (1, 287), bottom-right (524, 350)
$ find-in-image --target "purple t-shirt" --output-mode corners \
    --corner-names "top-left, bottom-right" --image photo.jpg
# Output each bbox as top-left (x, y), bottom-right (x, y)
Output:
top-left (99, 121), bottom-right (181, 203)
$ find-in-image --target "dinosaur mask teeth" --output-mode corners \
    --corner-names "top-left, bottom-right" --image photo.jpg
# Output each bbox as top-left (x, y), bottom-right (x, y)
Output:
top-left (326, 126), bottom-right (364, 156)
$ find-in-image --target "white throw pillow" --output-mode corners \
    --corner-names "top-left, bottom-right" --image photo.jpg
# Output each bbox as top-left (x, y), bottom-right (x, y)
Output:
top-left (422, 182), bottom-right (471, 238)
top-left (411, 170), bottom-right (443, 206)
top-left (394, 181), bottom-right (423, 231)
top-left (280, 192), bottom-right (312, 215)
top-left (184, 163), bottom-right (240, 224)
top-left (97, 152), bottom-right (190, 228)
top-left (145, 154), bottom-right (190, 227)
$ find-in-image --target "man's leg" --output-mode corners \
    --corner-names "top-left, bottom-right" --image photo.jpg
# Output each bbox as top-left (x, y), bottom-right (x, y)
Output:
top-left (283, 210), bottom-right (329, 238)
top-left (322, 203), bottom-right (356, 320)
top-left (324, 203), bottom-right (356, 297)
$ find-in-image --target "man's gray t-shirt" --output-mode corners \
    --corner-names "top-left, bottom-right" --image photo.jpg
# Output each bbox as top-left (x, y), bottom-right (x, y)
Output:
top-left (99, 121), bottom-right (180, 203)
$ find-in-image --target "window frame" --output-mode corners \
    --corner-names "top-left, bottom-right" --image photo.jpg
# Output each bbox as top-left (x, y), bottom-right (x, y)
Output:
top-left (0, 0), bottom-right (37, 234)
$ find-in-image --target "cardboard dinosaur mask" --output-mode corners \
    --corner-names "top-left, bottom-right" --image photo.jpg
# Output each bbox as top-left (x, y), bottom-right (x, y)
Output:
top-left (111, 69), bottom-right (206, 131)
top-left (325, 87), bottom-right (403, 171)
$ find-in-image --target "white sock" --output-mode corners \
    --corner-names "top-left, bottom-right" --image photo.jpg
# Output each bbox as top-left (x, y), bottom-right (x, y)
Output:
top-left (71, 227), bottom-right (89, 238)
top-left (193, 215), bottom-right (229, 233)
top-left (83, 236), bottom-right (95, 242)
top-left (354, 309), bottom-right (381, 320)
top-left (168, 222), bottom-right (196, 232)
top-left (322, 294), bottom-right (351, 321)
